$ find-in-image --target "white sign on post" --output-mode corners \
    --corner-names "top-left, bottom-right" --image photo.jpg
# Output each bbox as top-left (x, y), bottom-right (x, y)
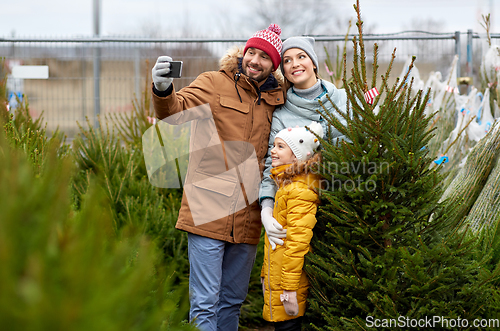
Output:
top-left (12, 65), bottom-right (49, 79)
top-left (7, 65), bottom-right (49, 111)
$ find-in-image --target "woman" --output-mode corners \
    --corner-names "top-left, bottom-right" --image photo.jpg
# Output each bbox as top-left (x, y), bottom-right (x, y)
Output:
top-left (260, 36), bottom-right (348, 251)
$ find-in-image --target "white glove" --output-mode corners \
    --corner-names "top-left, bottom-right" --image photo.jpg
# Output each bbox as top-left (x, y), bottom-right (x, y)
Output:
top-left (261, 277), bottom-right (265, 297)
top-left (261, 198), bottom-right (286, 250)
top-left (152, 56), bottom-right (174, 91)
top-left (281, 290), bottom-right (299, 316)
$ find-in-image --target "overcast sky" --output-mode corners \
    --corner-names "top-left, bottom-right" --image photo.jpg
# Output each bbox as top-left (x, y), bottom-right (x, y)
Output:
top-left (0, 0), bottom-right (498, 38)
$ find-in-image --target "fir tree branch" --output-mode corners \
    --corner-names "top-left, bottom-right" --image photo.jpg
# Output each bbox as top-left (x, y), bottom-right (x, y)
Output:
top-left (480, 14), bottom-right (492, 47)
top-left (380, 48), bottom-right (397, 97)
top-left (354, 0), bottom-right (367, 91)
top-left (394, 56), bottom-right (417, 99)
top-left (371, 43), bottom-right (379, 89)
top-left (441, 115), bottom-right (476, 156)
top-left (114, 150), bottom-right (136, 204)
top-left (406, 77), bottom-right (415, 110)
top-left (350, 46), bottom-right (366, 95)
top-left (342, 51), bottom-right (348, 91)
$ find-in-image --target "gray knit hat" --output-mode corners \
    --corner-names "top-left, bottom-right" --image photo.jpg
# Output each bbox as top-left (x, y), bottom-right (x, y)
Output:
top-left (280, 36), bottom-right (318, 75)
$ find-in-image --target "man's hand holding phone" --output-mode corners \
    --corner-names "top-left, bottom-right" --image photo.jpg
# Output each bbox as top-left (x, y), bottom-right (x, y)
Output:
top-left (152, 56), bottom-right (183, 92)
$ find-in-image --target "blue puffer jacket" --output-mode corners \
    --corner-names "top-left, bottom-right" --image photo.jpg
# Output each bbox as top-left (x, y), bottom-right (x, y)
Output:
top-left (259, 79), bottom-right (348, 202)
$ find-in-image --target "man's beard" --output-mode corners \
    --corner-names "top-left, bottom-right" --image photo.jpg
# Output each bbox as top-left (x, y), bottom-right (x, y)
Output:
top-left (243, 63), bottom-right (271, 83)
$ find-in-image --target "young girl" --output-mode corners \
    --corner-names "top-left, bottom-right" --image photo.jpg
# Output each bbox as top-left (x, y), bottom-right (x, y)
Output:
top-left (260, 122), bottom-right (323, 331)
top-left (260, 36), bottom-right (347, 250)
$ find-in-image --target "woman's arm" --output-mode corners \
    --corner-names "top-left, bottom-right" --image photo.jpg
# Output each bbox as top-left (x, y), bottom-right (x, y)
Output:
top-left (258, 113), bottom-right (285, 203)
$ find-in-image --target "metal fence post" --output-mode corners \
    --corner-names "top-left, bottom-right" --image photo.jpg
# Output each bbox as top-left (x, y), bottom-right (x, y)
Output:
top-left (455, 31), bottom-right (461, 80)
top-left (93, 0), bottom-right (101, 129)
top-left (81, 45), bottom-right (87, 122)
top-left (93, 44), bottom-right (101, 129)
top-left (134, 48), bottom-right (141, 99)
top-left (467, 29), bottom-right (473, 93)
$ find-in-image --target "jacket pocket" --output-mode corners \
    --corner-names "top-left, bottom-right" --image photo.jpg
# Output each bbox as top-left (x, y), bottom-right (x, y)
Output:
top-left (219, 96), bottom-right (250, 114)
top-left (215, 95), bottom-right (250, 140)
top-left (184, 169), bottom-right (239, 226)
top-left (192, 169), bottom-right (238, 197)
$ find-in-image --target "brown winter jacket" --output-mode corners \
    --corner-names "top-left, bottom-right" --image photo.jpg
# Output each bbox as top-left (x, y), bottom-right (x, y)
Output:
top-left (152, 46), bottom-right (285, 244)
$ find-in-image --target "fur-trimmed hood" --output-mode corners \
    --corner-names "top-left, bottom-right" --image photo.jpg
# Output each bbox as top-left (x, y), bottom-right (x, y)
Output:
top-left (270, 153), bottom-right (322, 189)
top-left (218, 46), bottom-right (285, 87)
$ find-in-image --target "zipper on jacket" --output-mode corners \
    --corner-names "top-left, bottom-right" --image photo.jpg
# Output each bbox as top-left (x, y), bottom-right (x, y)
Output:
top-left (267, 239), bottom-right (273, 321)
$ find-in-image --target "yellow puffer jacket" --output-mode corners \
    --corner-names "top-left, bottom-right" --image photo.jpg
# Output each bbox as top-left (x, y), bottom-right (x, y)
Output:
top-left (261, 160), bottom-right (320, 322)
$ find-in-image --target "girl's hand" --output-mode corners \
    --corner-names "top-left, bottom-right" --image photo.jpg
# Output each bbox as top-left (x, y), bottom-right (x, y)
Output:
top-left (261, 277), bottom-right (265, 297)
top-left (280, 290), bottom-right (299, 316)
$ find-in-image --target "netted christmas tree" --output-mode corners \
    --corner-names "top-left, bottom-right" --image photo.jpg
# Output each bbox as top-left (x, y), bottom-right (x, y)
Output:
top-left (304, 2), bottom-right (500, 330)
top-left (479, 14), bottom-right (500, 120)
top-left (439, 121), bottom-right (500, 232)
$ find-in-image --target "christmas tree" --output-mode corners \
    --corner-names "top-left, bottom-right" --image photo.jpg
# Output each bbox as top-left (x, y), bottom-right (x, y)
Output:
top-left (304, 1), bottom-right (500, 329)
top-left (71, 68), bottom-right (190, 286)
top-left (0, 62), bottom-right (195, 330)
top-left (439, 121), bottom-right (500, 232)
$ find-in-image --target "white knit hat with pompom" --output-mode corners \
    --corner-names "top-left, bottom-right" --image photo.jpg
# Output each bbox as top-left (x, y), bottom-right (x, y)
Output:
top-left (275, 121), bottom-right (323, 162)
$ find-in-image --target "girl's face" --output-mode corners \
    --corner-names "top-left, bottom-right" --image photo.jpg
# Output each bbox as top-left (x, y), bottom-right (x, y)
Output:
top-left (282, 48), bottom-right (317, 89)
top-left (271, 137), bottom-right (296, 167)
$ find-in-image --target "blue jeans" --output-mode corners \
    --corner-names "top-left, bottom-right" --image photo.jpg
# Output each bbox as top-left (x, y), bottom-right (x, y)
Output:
top-left (188, 233), bottom-right (258, 331)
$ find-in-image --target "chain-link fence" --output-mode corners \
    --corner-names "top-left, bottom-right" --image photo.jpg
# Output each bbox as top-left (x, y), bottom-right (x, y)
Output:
top-left (0, 31), bottom-right (493, 137)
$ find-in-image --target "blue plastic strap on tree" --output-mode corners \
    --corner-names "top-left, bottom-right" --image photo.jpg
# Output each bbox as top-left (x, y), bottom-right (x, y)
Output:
top-left (434, 155), bottom-right (449, 165)
top-left (477, 105), bottom-right (483, 124)
top-left (476, 92), bottom-right (484, 124)
top-left (485, 121), bottom-right (492, 133)
top-left (404, 67), bottom-right (411, 84)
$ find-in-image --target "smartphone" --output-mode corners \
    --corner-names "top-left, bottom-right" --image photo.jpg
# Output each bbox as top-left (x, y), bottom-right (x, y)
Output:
top-left (162, 61), bottom-right (183, 78)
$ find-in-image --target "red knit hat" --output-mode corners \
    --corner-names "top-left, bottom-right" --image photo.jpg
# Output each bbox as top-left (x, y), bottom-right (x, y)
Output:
top-left (244, 24), bottom-right (282, 70)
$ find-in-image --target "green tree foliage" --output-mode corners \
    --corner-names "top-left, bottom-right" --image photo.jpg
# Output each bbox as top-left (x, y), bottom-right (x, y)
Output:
top-left (304, 2), bottom-right (500, 330)
top-left (0, 120), bottom-right (195, 331)
top-left (3, 101), bottom-right (68, 173)
top-left (0, 60), bottom-right (196, 330)
top-left (1, 60), bottom-right (68, 174)
top-left (0, 60), bottom-right (8, 115)
top-left (70, 70), bottom-right (189, 285)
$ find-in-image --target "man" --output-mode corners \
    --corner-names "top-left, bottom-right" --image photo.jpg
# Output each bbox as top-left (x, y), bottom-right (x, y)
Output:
top-left (151, 24), bottom-right (287, 331)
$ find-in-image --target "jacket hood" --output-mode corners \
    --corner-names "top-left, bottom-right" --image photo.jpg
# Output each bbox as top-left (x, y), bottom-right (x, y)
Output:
top-left (218, 46), bottom-right (284, 87)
